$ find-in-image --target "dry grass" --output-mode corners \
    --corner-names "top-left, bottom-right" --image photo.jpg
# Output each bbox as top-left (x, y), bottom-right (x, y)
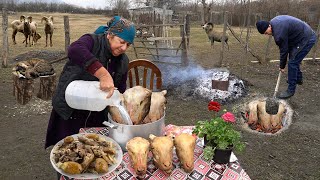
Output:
top-left (0, 12), bottom-right (111, 61)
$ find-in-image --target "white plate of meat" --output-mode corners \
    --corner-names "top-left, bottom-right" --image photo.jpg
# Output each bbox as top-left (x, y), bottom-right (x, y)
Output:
top-left (50, 133), bottom-right (123, 179)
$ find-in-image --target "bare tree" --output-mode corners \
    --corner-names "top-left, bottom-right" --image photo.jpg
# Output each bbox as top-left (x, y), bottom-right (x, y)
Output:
top-left (201, 0), bottom-right (210, 23)
top-left (112, 0), bottom-right (130, 16)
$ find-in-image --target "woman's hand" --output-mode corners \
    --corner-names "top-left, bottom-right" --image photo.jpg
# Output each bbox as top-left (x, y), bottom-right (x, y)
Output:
top-left (94, 67), bottom-right (114, 98)
top-left (99, 75), bottom-right (115, 98)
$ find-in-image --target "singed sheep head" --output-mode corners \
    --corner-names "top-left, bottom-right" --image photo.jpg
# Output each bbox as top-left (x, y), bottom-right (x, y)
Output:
top-left (149, 134), bottom-right (173, 174)
top-left (126, 137), bottom-right (150, 179)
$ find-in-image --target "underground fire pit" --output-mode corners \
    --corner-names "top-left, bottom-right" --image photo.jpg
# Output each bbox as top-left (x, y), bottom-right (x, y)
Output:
top-left (159, 63), bottom-right (247, 102)
top-left (194, 69), bottom-right (246, 102)
top-left (240, 98), bottom-right (293, 135)
top-left (211, 71), bottom-right (229, 91)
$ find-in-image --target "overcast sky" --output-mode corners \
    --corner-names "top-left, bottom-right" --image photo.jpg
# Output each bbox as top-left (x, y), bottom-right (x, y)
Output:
top-left (62, 0), bottom-right (108, 9)
top-left (17, 0), bottom-right (111, 9)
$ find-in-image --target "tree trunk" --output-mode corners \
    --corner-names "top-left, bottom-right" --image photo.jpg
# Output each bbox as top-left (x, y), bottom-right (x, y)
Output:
top-left (12, 74), bottom-right (34, 105)
top-left (37, 74), bottom-right (56, 101)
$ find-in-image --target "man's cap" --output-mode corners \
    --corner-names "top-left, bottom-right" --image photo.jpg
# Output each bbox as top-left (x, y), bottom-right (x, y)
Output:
top-left (256, 20), bottom-right (269, 34)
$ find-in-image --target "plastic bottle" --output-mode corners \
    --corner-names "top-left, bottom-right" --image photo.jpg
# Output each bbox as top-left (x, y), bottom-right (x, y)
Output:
top-left (65, 80), bottom-right (121, 111)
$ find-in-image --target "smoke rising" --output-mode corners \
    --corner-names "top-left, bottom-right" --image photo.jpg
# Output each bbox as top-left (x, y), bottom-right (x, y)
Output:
top-left (156, 61), bottom-right (246, 102)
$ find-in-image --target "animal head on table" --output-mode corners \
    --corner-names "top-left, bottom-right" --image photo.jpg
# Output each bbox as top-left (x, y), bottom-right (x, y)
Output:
top-left (149, 134), bottom-right (173, 174)
top-left (174, 133), bottom-right (196, 173)
top-left (126, 137), bottom-right (150, 179)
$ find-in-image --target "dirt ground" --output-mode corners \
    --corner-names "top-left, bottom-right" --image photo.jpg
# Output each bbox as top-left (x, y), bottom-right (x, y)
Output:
top-left (1, 43), bottom-right (320, 180)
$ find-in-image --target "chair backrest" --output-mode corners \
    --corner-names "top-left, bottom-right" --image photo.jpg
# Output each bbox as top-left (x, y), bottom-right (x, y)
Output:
top-left (128, 59), bottom-right (162, 91)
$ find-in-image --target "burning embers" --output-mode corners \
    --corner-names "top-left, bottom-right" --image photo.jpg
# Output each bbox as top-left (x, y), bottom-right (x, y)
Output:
top-left (195, 70), bottom-right (246, 102)
top-left (241, 98), bottom-right (293, 135)
top-left (159, 62), bottom-right (246, 102)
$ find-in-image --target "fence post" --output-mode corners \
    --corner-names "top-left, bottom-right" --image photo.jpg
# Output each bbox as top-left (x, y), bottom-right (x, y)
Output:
top-left (185, 14), bottom-right (190, 48)
top-left (312, 20), bottom-right (320, 61)
top-left (64, 16), bottom-right (70, 53)
top-left (245, 0), bottom-right (251, 53)
top-left (219, 11), bottom-right (228, 67)
top-left (180, 23), bottom-right (188, 67)
top-left (2, 8), bottom-right (9, 68)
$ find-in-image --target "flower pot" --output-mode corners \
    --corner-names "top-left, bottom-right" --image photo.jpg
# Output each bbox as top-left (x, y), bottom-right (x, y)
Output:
top-left (203, 135), bottom-right (209, 147)
top-left (203, 135), bottom-right (217, 147)
top-left (213, 147), bottom-right (232, 164)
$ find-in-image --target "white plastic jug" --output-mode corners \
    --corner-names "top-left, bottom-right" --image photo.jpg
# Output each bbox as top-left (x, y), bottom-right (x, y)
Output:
top-left (65, 80), bottom-right (121, 111)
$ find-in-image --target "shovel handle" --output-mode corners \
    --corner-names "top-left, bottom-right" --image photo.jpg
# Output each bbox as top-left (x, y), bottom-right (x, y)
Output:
top-left (273, 71), bottom-right (282, 98)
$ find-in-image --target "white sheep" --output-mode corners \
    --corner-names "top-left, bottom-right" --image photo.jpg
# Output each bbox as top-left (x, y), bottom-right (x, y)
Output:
top-left (41, 16), bottom-right (54, 47)
top-left (10, 15), bottom-right (26, 45)
top-left (202, 22), bottom-right (229, 50)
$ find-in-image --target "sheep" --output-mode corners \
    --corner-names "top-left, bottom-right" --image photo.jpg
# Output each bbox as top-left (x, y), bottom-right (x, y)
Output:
top-left (136, 26), bottom-right (154, 39)
top-left (10, 15), bottom-right (26, 45)
top-left (25, 16), bottom-right (41, 46)
top-left (22, 17), bottom-right (32, 47)
top-left (202, 22), bottom-right (229, 50)
top-left (8, 11), bottom-right (16, 15)
top-left (11, 15), bottom-right (41, 46)
top-left (135, 26), bottom-right (155, 45)
top-left (41, 16), bottom-right (54, 47)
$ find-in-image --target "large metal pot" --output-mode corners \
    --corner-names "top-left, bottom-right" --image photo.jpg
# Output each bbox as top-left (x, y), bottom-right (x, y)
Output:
top-left (103, 113), bottom-right (165, 151)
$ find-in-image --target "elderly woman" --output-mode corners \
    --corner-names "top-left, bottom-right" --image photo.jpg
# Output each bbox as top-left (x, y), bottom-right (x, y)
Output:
top-left (45, 16), bottom-right (136, 148)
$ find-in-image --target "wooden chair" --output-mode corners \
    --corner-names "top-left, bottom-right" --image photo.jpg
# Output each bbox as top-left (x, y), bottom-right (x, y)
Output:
top-left (128, 59), bottom-right (162, 91)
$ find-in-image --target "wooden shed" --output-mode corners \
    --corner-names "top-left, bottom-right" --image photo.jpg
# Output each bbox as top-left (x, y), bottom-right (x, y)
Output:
top-left (128, 6), bottom-right (173, 25)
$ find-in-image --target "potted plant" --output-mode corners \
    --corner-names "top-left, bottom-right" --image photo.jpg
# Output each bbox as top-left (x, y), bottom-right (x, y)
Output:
top-left (193, 101), bottom-right (245, 163)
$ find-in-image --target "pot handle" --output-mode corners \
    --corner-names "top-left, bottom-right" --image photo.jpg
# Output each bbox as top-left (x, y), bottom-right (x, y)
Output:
top-left (102, 121), bottom-right (118, 129)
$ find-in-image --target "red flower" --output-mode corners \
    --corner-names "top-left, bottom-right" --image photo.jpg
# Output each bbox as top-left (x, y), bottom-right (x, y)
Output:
top-left (208, 101), bottom-right (221, 112)
top-left (221, 112), bottom-right (236, 123)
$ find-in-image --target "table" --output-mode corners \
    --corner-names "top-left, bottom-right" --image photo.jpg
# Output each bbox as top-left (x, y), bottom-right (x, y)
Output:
top-left (59, 124), bottom-right (251, 180)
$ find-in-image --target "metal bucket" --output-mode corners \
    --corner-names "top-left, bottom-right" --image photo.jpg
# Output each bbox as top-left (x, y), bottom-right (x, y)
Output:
top-left (103, 113), bottom-right (165, 151)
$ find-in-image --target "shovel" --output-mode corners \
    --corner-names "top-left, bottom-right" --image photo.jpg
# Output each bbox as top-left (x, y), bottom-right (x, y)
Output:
top-left (265, 71), bottom-right (282, 115)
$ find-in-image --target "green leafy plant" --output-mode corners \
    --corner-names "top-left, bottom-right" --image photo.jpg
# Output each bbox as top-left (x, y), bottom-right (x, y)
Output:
top-left (193, 101), bottom-right (245, 161)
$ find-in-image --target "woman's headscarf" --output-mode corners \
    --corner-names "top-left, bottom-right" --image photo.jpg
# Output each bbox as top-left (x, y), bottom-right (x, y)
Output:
top-left (94, 16), bottom-right (136, 44)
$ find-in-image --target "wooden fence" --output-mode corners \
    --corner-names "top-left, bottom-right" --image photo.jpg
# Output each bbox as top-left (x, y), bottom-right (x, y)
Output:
top-left (132, 14), bottom-right (190, 66)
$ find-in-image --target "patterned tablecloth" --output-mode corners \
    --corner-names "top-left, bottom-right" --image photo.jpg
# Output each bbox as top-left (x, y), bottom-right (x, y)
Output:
top-left (59, 124), bottom-right (251, 180)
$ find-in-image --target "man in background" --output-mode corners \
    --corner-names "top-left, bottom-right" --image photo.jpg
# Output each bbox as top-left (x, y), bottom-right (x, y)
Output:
top-left (256, 15), bottom-right (317, 99)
